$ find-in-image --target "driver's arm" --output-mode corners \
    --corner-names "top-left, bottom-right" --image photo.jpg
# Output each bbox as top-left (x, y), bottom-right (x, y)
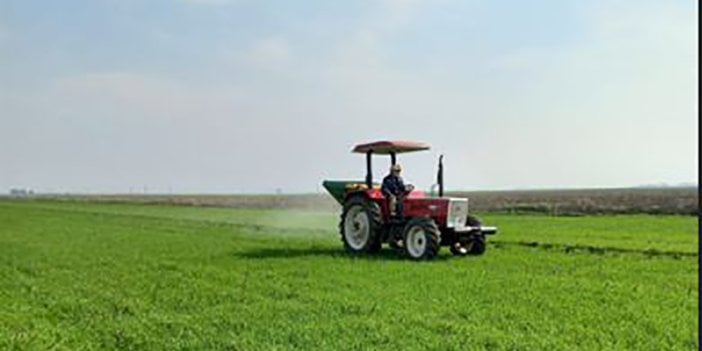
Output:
top-left (398, 177), bottom-right (411, 194)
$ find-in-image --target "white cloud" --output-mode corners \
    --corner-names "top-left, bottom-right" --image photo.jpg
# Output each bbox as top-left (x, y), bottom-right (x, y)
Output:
top-left (380, 0), bottom-right (425, 29)
top-left (243, 37), bottom-right (291, 69)
top-left (219, 37), bottom-right (292, 72)
top-left (49, 72), bottom-right (262, 130)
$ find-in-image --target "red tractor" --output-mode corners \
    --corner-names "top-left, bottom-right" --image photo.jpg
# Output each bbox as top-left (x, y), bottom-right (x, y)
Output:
top-left (322, 140), bottom-right (497, 260)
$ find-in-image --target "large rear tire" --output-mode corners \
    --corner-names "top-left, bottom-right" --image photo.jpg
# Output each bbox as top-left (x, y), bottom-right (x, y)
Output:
top-left (403, 218), bottom-right (440, 260)
top-left (340, 196), bottom-right (383, 255)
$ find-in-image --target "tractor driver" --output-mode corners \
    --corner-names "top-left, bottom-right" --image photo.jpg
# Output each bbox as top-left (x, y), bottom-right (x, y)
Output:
top-left (382, 163), bottom-right (414, 217)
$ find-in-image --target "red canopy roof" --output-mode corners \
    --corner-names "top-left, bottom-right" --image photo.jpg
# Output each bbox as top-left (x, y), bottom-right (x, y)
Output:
top-left (352, 140), bottom-right (430, 154)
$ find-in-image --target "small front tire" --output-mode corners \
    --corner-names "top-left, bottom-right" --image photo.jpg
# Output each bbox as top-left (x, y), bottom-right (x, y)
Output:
top-left (463, 235), bottom-right (486, 255)
top-left (403, 218), bottom-right (440, 260)
top-left (455, 215), bottom-right (488, 256)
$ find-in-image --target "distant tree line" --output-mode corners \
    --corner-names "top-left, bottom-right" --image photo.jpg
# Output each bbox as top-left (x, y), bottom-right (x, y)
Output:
top-left (9, 188), bottom-right (34, 197)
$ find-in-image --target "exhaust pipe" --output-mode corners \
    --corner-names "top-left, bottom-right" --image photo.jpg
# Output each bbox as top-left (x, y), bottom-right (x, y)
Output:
top-left (437, 155), bottom-right (444, 197)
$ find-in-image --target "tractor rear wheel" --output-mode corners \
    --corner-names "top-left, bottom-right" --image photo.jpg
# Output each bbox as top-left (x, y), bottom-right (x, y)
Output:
top-left (402, 218), bottom-right (440, 260)
top-left (340, 196), bottom-right (382, 254)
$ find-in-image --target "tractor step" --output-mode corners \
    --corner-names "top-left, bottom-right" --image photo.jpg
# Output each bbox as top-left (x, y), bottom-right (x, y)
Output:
top-left (387, 218), bottom-right (407, 225)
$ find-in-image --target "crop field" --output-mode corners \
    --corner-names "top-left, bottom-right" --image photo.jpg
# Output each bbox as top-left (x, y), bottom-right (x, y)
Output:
top-left (0, 200), bottom-right (698, 350)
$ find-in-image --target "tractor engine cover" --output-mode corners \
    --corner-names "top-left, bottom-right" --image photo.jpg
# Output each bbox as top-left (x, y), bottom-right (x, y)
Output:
top-left (402, 197), bottom-right (468, 229)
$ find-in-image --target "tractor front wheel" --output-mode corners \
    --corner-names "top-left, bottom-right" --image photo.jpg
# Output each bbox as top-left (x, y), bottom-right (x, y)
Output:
top-left (465, 236), bottom-right (486, 255)
top-left (403, 218), bottom-right (440, 260)
top-left (451, 215), bottom-right (487, 256)
top-left (451, 235), bottom-right (486, 256)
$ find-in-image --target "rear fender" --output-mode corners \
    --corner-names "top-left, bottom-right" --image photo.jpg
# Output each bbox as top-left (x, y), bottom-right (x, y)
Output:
top-left (343, 189), bottom-right (388, 219)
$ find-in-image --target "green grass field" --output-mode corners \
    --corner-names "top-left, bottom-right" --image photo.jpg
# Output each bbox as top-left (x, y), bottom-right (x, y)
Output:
top-left (0, 200), bottom-right (698, 350)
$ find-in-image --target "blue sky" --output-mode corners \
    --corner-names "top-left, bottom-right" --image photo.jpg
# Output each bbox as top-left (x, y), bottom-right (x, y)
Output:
top-left (0, 0), bottom-right (698, 193)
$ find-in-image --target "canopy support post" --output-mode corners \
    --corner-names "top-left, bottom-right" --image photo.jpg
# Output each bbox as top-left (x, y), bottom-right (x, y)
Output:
top-left (365, 151), bottom-right (373, 188)
top-left (437, 155), bottom-right (444, 197)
